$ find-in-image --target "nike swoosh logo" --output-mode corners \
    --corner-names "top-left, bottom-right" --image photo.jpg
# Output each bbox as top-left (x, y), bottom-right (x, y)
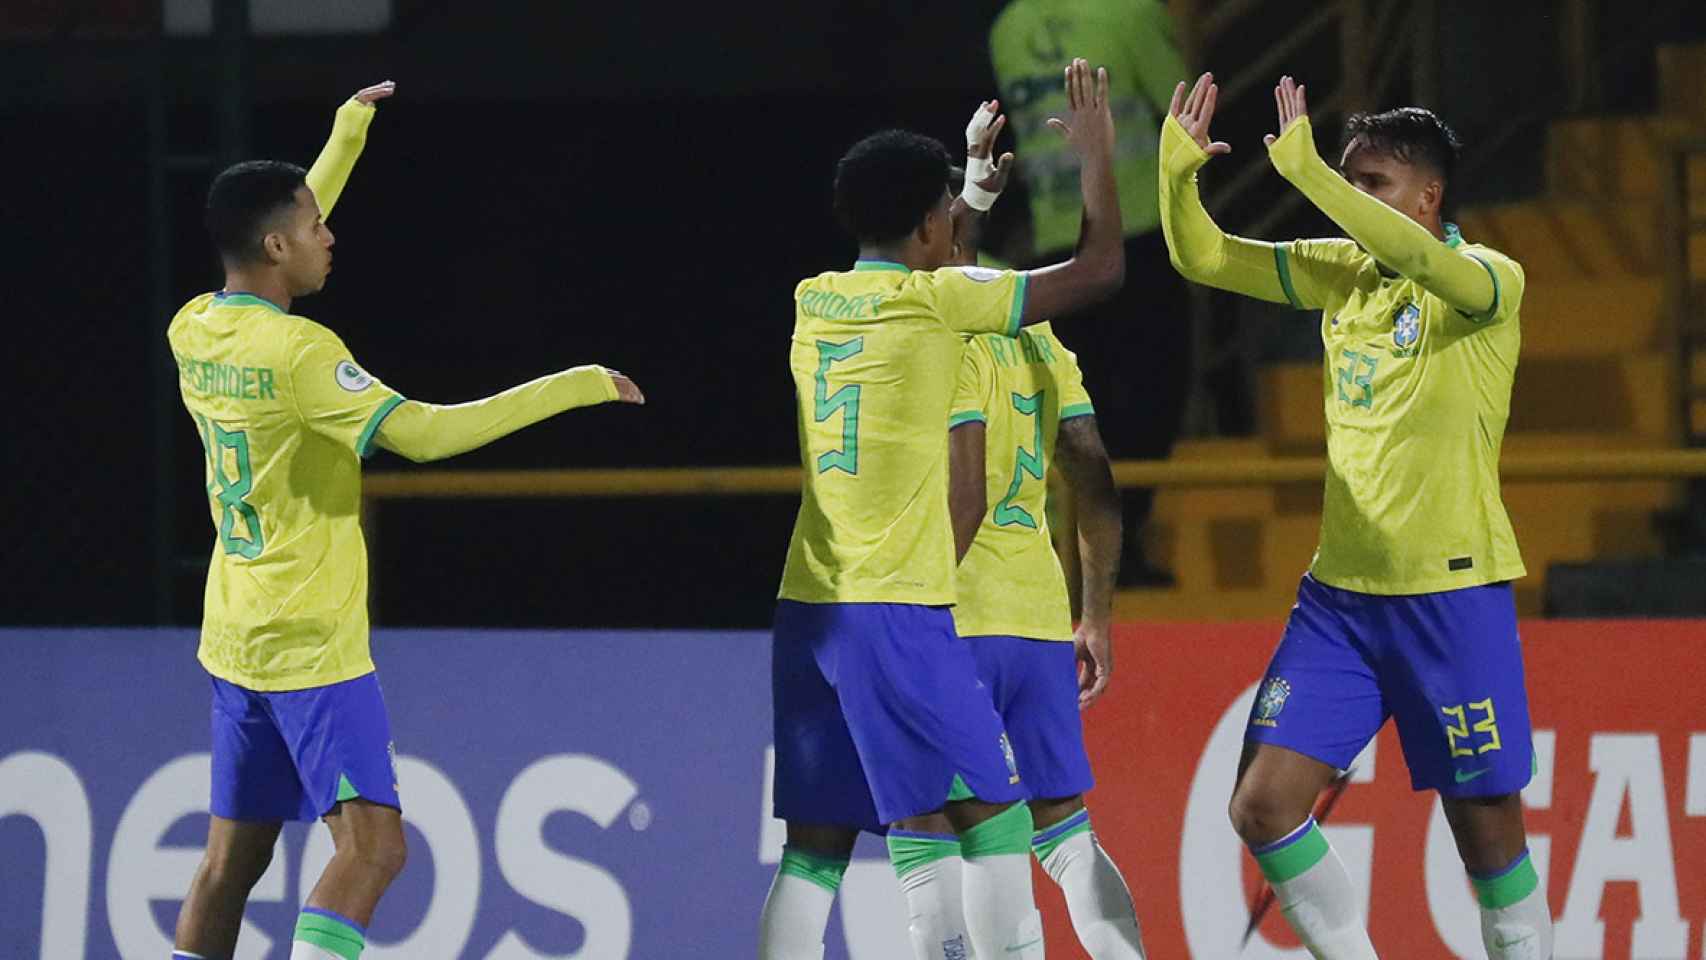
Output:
top-left (1455, 768), bottom-right (1491, 784)
top-left (1495, 932), bottom-right (1534, 948)
top-left (1005, 939), bottom-right (1042, 953)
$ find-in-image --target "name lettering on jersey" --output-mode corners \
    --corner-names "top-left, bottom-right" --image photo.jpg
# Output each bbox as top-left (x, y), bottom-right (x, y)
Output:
top-left (987, 330), bottom-right (1056, 368)
top-left (799, 289), bottom-right (886, 321)
top-left (174, 351), bottom-right (276, 401)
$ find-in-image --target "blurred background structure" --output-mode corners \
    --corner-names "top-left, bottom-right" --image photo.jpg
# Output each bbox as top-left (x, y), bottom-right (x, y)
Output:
top-left (6, 0), bottom-right (1706, 630)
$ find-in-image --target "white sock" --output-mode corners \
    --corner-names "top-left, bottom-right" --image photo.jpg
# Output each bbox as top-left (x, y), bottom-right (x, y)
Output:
top-left (288, 943), bottom-right (343, 960)
top-left (887, 835), bottom-right (969, 960)
top-left (894, 850), bottom-right (973, 960)
top-left (961, 803), bottom-right (1045, 959)
top-left (1034, 813), bottom-right (1146, 959)
top-left (1474, 850), bottom-right (1552, 959)
top-left (759, 847), bottom-right (847, 960)
top-left (1253, 818), bottom-right (1377, 960)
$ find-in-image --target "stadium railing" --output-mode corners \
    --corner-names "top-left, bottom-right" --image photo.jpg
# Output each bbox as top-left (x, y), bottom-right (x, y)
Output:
top-left (362, 450), bottom-right (1706, 502)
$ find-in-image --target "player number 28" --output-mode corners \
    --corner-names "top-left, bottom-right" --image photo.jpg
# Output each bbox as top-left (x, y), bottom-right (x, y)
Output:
top-left (193, 413), bottom-right (265, 559)
top-left (1441, 698), bottom-right (1501, 758)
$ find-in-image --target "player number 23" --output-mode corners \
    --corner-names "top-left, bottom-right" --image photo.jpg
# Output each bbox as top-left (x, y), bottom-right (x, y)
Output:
top-left (1441, 699), bottom-right (1501, 758)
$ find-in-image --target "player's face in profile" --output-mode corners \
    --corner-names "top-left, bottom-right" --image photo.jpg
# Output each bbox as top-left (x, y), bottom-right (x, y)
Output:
top-left (1339, 138), bottom-right (1438, 227)
top-left (276, 186), bottom-right (335, 296)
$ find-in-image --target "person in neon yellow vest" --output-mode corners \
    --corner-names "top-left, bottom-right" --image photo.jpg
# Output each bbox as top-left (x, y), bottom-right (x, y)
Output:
top-left (992, 0), bottom-right (1192, 587)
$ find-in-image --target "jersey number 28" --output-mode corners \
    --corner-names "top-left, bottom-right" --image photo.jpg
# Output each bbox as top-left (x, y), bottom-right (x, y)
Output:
top-left (193, 413), bottom-right (265, 559)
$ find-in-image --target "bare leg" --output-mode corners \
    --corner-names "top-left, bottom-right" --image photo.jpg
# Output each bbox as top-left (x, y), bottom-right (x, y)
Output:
top-left (1443, 793), bottom-right (1551, 959)
top-left (1231, 743), bottom-right (1376, 959)
top-left (304, 799), bottom-right (407, 927)
top-left (174, 816), bottom-right (283, 957)
top-left (1228, 742), bottom-right (1337, 845)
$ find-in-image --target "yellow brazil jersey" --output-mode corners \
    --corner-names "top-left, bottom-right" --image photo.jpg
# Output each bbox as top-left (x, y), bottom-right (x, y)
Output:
top-left (779, 260), bottom-right (1029, 606)
top-left (950, 322), bottom-right (1093, 640)
top-left (1275, 225), bottom-right (1527, 594)
top-left (169, 293), bottom-right (405, 690)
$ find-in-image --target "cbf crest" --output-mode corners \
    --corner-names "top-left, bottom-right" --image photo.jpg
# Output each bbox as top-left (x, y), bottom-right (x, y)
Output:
top-left (1391, 302), bottom-right (1422, 357)
top-left (1252, 677), bottom-right (1291, 728)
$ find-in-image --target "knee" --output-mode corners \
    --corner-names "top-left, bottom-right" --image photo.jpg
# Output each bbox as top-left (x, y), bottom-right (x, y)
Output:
top-left (362, 829), bottom-right (408, 882)
top-left (202, 841), bottom-right (274, 892)
top-left (1228, 785), bottom-right (1307, 847)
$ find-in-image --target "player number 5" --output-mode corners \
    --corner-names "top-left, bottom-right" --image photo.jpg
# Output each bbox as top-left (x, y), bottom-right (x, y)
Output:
top-left (813, 338), bottom-right (864, 475)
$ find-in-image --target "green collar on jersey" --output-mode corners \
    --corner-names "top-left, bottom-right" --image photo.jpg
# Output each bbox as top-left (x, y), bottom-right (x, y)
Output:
top-left (1443, 222), bottom-right (1464, 249)
top-left (852, 260), bottom-right (910, 273)
top-left (215, 291), bottom-right (285, 313)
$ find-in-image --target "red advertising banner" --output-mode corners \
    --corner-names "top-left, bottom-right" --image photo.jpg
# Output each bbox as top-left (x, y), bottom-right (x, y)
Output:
top-left (1052, 620), bottom-right (1706, 959)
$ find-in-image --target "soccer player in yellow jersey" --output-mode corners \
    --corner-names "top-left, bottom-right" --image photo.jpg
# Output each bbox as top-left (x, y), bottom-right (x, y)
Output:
top-left (946, 318), bottom-right (1145, 959)
top-left (760, 60), bottom-right (1124, 960)
top-left (1160, 74), bottom-right (1549, 958)
top-left (168, 83), bottom-right (643, 960)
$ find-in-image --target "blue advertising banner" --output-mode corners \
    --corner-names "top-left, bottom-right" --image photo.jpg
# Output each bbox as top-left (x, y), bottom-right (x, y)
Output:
top-left (0, 629), bottom-right (912, 959)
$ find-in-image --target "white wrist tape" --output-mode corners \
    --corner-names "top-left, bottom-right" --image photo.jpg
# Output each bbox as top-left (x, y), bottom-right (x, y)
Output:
top-left (960, 181), bottom-right (1001, 212)
top-left (966, 104), bottom-right (999, 183)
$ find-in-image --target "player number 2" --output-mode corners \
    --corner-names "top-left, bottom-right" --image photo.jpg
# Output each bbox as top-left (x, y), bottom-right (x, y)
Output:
top-left (1441, 698), bottom-right (1501, 758)
top-left (993, 391), bottom-right (1045, 529)
top-left (194, 413), bottom-right (265, 559)
top-left (813, 337), bottom-right (864, 475)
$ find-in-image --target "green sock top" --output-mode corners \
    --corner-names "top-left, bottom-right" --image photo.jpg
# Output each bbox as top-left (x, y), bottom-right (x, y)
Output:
top-left (778, 846), bottom-right (851, 894)
top-left (960, 802), bottom-right (1036, 859)
top-left (1471, 849), bottom-right (1540, 910)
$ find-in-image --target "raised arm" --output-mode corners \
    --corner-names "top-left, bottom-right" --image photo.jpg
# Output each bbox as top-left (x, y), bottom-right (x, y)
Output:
top-left (375, 367), bottom-right (644, 463)
top-left (1264, 76), bottom-right (1496, 317)
top-left (1157, 74), bottom-right (1295, 303)
top-left (305, 81), bottom-right (394, 219)
top-left (951, 100), bottom-right (1017, 263)
top-left (1019, 59), bottom-right (1126, 322)
top-left (1054, 413), bottom-right (1121, 708)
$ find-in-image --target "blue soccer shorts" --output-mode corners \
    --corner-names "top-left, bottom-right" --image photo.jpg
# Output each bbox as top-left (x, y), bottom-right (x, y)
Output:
top-left (771, 600), bottom-right (1027, 829)
top-left (1246, 575), bottom-right (1534, 797)
top-left (966, 634), bottom-right (1094, 801)
top-left (209, 671), bottom-right (401, 822)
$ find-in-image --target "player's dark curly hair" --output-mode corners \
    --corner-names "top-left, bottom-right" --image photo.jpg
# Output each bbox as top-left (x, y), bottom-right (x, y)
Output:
top-left (205, 160), bottom-right (310, 264)
top-left (1343, 107), bottom-right (1462, 207)
top-left (833, 130), bottom-right (953, 245)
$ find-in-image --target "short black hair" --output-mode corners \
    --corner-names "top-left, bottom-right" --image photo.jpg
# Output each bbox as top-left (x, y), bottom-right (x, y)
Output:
top-left (833, 130), bottom-right (953, 244)
top-left (1343, 107), bottom-right (1462, 191)
top-left (205, 160), bottom-right (309, 264)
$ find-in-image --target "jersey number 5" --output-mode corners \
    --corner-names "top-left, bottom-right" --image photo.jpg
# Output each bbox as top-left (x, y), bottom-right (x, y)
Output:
top-left (993, 390), bottom-right (1045, 528)
top-left (194, 414), bottom-right (265, 559)
top-left (814, 338), bottom-right (864, 475)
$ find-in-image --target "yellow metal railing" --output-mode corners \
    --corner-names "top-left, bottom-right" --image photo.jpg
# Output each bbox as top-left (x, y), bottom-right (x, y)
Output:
top-left (362, 450), bottom-right (1706, 502)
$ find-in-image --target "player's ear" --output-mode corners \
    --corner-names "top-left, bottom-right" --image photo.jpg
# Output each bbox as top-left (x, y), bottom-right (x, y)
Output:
top-left (261, 230), bottom-right (287, 264)
top-left (1419, 177), bottom-right (1444, 220)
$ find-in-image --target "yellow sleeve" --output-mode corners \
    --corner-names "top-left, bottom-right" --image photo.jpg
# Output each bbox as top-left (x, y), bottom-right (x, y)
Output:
top-left (1057, 345), bottom-right (1095, 420)
top-left (919, 266), bottom-right (1029, 337)
top-left (950, 340), bottom-right (996, 429)
top-left (1266, 116), bottom-right (1498, 317)
top-left (1448, 245), bottom-right (1524, 329)
top-left (305, 99), bottom-right (377, 219)
top-left (1158, 114), bottom-right (1292, 304)
top-left (286, 326), bottom-right (405, 458)
top-left (1271, 238), bottom-right (1365, 311)
top-left (375, 366), bottom-right (619, 463)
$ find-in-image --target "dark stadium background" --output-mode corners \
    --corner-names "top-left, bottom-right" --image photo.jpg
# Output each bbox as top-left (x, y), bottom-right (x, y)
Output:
top-left (5, 0), bottom-right (1702, 629)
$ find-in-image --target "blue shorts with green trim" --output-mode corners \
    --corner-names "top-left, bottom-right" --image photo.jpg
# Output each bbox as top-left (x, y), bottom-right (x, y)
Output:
top-left (771, 601), bottom-right (1027, 829)
top-left (209, 671), bottom-right (400, 821)
top-left (967, 635), bottom-right (1094, 800)
top-left (1246, 575), bottom-right (1534, 798)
